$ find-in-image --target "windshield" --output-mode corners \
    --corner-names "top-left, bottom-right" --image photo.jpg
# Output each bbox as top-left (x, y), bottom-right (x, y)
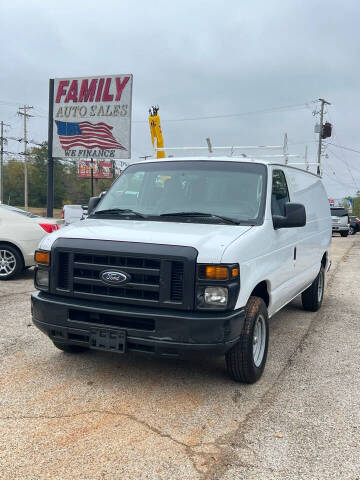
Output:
top-left (94, 161), bottom-right (267, 224)
top-left (330, 208), bottom-right (348, 217)
top-left (0, 204), bottom-right (39, 218)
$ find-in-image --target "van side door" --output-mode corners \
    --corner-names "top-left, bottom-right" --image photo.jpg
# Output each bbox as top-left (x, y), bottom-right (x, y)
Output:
top-left (269, 168), bottom-right (299, 314)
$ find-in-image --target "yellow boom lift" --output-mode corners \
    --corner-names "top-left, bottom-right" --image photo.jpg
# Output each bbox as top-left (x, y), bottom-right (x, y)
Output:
top-left (149, 106), bottom-right (165, 158)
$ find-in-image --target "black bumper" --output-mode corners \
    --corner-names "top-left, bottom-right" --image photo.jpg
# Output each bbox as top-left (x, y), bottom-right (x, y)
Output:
top-left (31, 291), bottom-right (245, 356)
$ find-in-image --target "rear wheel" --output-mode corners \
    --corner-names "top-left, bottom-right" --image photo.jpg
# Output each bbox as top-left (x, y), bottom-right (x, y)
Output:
top-left (0, 244), bottom-right (23, 280)
top-left (301, 266), bottom-right (325, 312)
top-left (53, 342), bottom-right (88, 353)
top-left (225, 297), bottom-right (269, 384)
top-left (340, 231), bottom-right (349, 237)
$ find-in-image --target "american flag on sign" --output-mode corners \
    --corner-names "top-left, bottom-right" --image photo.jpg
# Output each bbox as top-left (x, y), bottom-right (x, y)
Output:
top-left (55, 120), bottom-right (126, 150)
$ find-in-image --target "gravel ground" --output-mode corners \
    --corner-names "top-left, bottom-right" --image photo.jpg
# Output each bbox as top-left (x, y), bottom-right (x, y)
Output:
top-left (0, 236), bottom-right (358, 480)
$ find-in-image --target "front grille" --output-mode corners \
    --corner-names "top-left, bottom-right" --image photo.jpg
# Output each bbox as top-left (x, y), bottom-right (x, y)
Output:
top-left (72, 253), bottom-right (161, 302)
top-left (51, 239), bottom-right (197, 310)
top-left (58, 252), bottom-right (70, 289)
top-left (170, 262), bottom-right (184, 301)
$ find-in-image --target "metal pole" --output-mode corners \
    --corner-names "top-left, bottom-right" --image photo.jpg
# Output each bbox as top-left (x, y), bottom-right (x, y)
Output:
top-left (305, 145), bottom-right (309, 171)
top-left (18, 106), bottom-right (33, 210)
top-left (317, 98), bottom-right (331, 176)
top-left (283, 133), bottom-right (288, 164)
top-left (90, 158), bottom-right (94, 197)
top-left (47, 79), bottom-right (55, 217)
top-left (23, 106), bottom-right (28, 210)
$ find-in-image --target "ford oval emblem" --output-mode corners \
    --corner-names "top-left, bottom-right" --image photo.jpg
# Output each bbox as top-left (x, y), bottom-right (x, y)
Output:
top-left (100, 270), bottom-right (130, 285)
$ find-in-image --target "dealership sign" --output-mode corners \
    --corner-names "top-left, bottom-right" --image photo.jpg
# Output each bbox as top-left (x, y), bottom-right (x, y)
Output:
top-left (52, 74), bottom-right (132, 159)
top-left (78, 160), bottom-right (114, 179)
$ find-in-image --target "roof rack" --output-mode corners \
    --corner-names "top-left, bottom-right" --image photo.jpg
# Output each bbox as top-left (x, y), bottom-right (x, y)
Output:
top-left (152, 134), bottom-right (321, 175)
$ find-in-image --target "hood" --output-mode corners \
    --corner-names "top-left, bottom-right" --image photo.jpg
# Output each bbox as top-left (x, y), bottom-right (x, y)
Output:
top-left (38, 218), bottom-right (252, 263)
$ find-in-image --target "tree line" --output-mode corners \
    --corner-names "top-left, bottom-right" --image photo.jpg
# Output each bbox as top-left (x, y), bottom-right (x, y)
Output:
top-left (2, 143), bottom-right (114, 208)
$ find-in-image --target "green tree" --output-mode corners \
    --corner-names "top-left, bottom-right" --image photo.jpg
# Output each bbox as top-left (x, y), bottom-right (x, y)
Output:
top-left (353, 190), bottom-right (360, 217)
top-left (3, 160), bottom-right (24, 206)
top-left (3, 145), bottom-right (116, 209)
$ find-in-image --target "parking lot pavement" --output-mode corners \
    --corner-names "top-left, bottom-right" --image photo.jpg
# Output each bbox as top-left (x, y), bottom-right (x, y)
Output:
top-left (0, 236), bottom-right (359, 480)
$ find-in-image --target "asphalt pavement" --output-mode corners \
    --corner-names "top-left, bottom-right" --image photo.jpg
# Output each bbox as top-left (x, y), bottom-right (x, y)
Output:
top-left (0, 236), bottom-right (359, 480)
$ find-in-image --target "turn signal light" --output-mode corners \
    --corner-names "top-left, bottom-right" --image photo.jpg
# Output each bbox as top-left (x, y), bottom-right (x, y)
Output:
top-left (231, 267), bottom-right (239, 278)
top-left (205, 266), bottom-right (229, 280)
top-left (35, 251), bottom-right (50, 265)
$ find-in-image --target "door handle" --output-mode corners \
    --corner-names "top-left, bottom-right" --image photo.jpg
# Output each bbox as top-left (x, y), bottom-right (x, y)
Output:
top-left (293, 247), bottom-right (297, 261)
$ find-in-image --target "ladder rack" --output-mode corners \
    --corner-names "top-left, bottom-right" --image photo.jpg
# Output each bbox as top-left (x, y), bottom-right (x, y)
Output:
top-left (152, 134), bottom-right (319, 174)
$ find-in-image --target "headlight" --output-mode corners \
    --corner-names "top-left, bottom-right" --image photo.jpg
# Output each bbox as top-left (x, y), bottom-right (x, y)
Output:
top-left (196, 263), bottom-right (239, 310)
top-left (34, 250), bottom-right (50, 291)
top-left (204, 287), bottom-right (228, 306)
top-left (35, 268), bottom-right (49, 288)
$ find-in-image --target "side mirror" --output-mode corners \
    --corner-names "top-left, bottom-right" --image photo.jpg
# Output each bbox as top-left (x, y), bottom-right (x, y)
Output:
top-left (273, 202), bottom-right (306, 230)
top-left (87, 196), bottom-right (101, 215)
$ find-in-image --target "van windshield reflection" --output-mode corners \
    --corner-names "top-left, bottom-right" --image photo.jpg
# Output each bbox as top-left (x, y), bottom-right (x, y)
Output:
top-left (93, 160), bottom-right (267, 225)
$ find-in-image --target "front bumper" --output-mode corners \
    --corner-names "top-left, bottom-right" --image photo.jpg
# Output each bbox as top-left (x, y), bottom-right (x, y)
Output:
top-left (31, 291), bottom-right (245, 356)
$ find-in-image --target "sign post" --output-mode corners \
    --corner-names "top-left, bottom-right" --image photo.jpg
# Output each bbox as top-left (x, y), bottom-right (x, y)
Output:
top-left (47, 79), bottom-right (55, 217)
top-left (90, 158), bottom-right (94, 197)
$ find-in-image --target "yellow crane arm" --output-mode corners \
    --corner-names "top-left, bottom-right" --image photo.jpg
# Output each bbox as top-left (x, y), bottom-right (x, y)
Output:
top-left (149, 106), bottom-right (165, 159)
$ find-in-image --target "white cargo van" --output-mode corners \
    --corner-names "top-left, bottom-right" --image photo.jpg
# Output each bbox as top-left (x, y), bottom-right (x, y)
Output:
top-left (32, 158), bottom-right (331, 383)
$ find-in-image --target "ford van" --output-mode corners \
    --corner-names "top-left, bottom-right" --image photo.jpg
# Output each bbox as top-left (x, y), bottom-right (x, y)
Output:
top-left (31, 158), bottom-right (332, 383)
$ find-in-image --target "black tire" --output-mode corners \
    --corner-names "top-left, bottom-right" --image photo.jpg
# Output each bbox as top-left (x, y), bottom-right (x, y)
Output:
top-left (53, 342), bottom-right (88, 353)
top-left (349, 226), bottom-right (355, 235)
top-left (0, 243), bottom-right (24, 280)
top-left (225, 297), bottom-right (269, 384)
top-left (340, 231), bottom-right (349, 237)
top-left (301, 266), bottom-right (325, 312)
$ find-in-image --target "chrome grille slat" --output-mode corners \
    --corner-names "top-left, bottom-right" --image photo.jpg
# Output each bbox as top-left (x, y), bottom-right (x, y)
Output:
top-left (73, 276), bottom-right (160, 291)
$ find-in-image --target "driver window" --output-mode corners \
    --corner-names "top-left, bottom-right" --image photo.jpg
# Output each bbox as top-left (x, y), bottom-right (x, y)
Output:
top-left (271, 170), bottom-right (290, 216)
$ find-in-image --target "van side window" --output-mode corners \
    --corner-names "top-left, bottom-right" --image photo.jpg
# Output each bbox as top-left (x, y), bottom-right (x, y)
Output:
top-left (271, 170), bottom-right (290, 216)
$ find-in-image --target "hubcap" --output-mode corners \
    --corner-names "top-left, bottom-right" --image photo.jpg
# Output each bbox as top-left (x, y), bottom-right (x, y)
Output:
top-left (253, 314), bottom-right (266, 367)
top-left (0, 249), bottom-right (16, 277)
top-left (317, 270), bottom-right (324, 303)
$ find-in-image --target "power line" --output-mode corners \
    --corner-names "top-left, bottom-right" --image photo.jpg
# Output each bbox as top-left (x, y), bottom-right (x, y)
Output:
top-left (322, 170), bottom-right (358, 191)
top-left (327, 148), bottom-right (360, 190)
top-left (328, 143), bottom-right (360, 155)
top-left (3, 100), bottom-right (316, 124)
top-left (133, 101), bottom-right (315, 123)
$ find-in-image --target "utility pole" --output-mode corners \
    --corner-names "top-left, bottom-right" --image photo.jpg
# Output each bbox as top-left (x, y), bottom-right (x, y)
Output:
top-left (18, 106), bottom-right (33, 210)
top-left (317, 98), bottom-right (331, 176)
top-left (0, 121), bottom-right (10, 204)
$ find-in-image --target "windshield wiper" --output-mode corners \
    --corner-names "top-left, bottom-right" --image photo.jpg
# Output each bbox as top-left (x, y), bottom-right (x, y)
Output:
top-left (93, 208), bottom-right (147, 218)
top-left (159, 211), bottom-right (240, 225)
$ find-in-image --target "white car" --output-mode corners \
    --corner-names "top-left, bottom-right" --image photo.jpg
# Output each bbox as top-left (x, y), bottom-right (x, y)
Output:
top-left (330, 206), bottom-right (350, 237)
top-left (0, 205), bottom-right (62, 280)
top-left (62, 204), bottom-right (87, 226)
top-left (32, 158), bottom-right (331, 383)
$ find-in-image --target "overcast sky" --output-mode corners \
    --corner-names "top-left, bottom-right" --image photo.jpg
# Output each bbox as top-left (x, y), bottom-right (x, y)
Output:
top-left (1, 0), bottom-right (360, 198)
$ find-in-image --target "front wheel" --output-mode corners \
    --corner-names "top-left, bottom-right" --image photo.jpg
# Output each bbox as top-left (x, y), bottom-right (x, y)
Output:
top-left (301, 266), bottom-right (325, 312)
top-left (225, 297), bottom-right (269, 384)
top-left (0, 244), bottom-right (24, 280)
top-left (349, 226), bottom-right (355, 235)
